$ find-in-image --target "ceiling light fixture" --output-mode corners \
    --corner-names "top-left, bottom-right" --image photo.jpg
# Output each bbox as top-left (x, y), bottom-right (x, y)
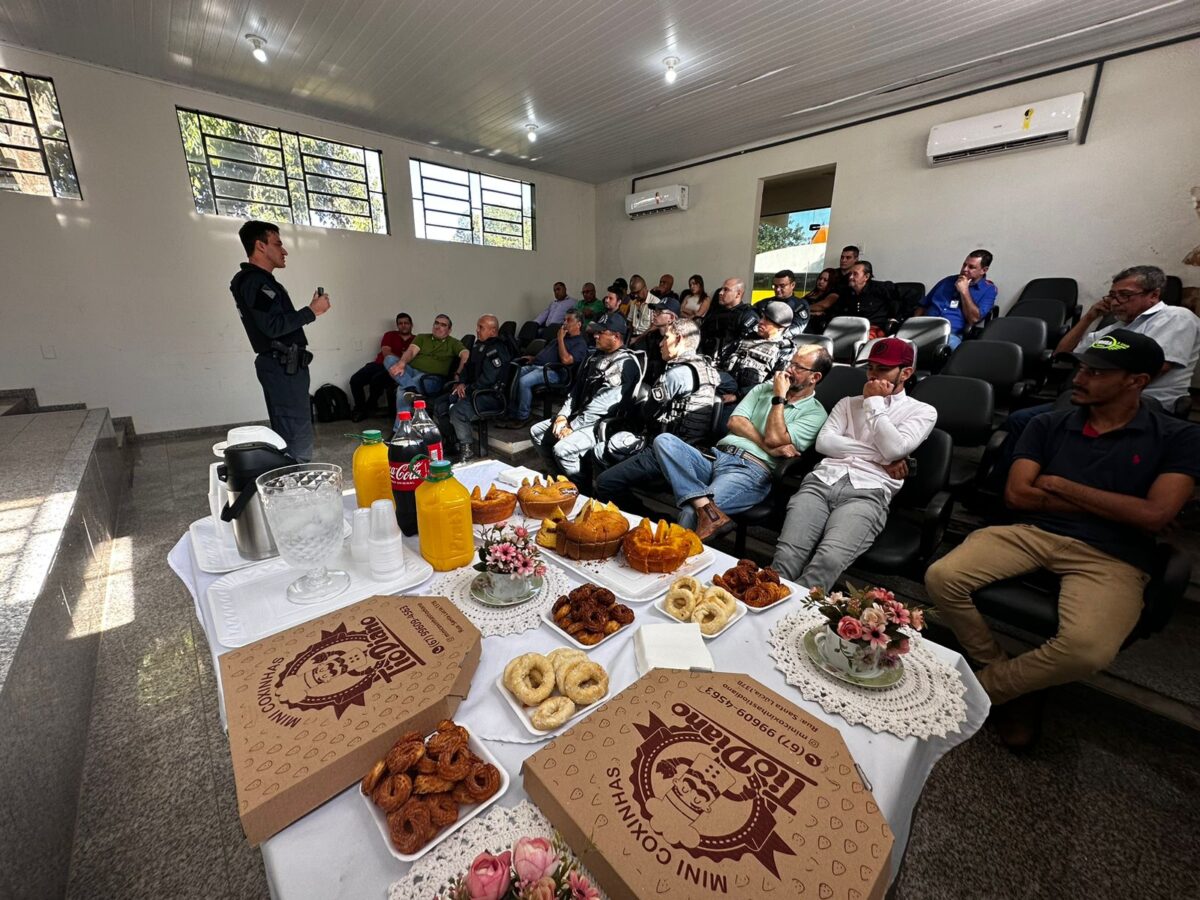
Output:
top-left (525, 124), bottom-right (538, 143)
top-left (245, 34), bottom-right (268, 64)
top-left (663, 56), bottom-right (679, 84)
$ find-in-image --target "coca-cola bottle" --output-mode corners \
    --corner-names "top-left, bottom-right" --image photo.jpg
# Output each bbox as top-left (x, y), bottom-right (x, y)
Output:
top-left (388, 411), bottom-right (424, 536)
top-left (411, 399), bottom-right (444, 472)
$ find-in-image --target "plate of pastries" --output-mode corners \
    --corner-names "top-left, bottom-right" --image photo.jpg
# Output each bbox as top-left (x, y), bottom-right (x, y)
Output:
top-left (469, 484), bottom-right (518, 525)
top-left (711, 559), bottom-right (793, 611)
top-left (541, 583), bottom-right (635, 648)
top-left (497, 649), bottom-right (611, 736)
top-left (656, 575), bottom-right (746, 639)
top-left (516, 474), bottom-right (579, 519)
top-left (359, 720), bottom-right (508, 861)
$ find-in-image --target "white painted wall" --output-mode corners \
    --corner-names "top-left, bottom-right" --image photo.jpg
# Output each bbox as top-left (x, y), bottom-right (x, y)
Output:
top-left (596, 40), bottom-right (1200, 311)
top-left (0, 45), bottom-right (595, 433)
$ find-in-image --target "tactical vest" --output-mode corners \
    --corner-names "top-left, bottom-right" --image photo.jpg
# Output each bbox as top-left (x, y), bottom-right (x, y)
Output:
top-left (652, 354), bottom-right (721, 442)
top-left (578, 347), bottom-right (637, 409)
top-left (721, 336), bottom-right (791, 387)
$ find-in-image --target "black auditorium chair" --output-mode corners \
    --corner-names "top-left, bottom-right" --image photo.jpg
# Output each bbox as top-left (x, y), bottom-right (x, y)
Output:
top-left (515, 320), bottom-right (540, 352)
top-left (1016, 277), bottom-right (1080, 326)
top-left (499, 320), bottom-right (517, 340)
top-left (533, 359), bottom-right (580, 420)
top-left (824, 316), bottom-right (871, 363)
top-left (1007, 298), bottom-right (1068, 349)
top-left (853, 428), bottom-right (954, 578)
top-left (972, 541), bottom-right (1190, 650)
top-left (468, 367), bottom-right (519, 457)
top-left (800, 334), bottom-right (834, 358)
top-left (893, 282), bottom-right (927, 321)
top-left (524, 338), bottom-right (547, 357)
top-left (814, 364), bottom-right (867, 410)
top-left (909, 374), bottom-right (995, 492)
top-left (894, 317), bottom-right (953, 372)
top-left (1162, 275), bottom-right (1183, 307)
top-left (461, 333), bottom-right (476, 351)
top-left (940, 339), bottom-right (1028, 414)
top-left (978, 316), bottom-right (1051, 390)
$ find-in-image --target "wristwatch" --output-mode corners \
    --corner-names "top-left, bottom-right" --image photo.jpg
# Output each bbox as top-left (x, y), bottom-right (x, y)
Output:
top-left (771, 395), bottom-right (786, 405)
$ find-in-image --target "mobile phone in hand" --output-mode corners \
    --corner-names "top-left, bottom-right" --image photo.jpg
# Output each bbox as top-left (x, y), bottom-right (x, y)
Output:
top-left (317, 286), bottom-right (325, 297)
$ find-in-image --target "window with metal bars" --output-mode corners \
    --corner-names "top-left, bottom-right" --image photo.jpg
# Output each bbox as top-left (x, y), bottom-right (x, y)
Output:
top-left (410, 159), bottom-right (535, 251)
top-left (176, 107), bottom-right (388, 235)
top-left (0, 69), bottom-right (81, 199)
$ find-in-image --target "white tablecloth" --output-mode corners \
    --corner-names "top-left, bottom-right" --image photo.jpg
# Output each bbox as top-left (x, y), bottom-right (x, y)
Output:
top-left (167, 460), bottom-right (988, 900)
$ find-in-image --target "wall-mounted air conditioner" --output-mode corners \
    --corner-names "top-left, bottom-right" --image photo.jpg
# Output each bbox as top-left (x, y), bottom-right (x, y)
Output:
top-left (926, 92), bottom-right (1086, 166)
top-left (625, 184), bottom-right (689, 218)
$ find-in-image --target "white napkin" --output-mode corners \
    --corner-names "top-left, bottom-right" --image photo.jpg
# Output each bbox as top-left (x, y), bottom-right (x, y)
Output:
top-left (634, 623), bottom-right (714, 675)
top-left (495, 466), bottom-right (544, 488)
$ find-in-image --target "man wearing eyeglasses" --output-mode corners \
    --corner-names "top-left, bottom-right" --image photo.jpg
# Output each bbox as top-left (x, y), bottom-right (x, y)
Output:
top-left (384, 314), bottom-right (468, 415)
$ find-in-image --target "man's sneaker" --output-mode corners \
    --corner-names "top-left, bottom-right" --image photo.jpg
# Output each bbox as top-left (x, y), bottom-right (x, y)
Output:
top-left (694, 502), bottom-right (733, 541)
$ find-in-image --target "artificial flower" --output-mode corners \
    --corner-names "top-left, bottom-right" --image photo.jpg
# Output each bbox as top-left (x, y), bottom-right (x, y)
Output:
top-left (910, 608), bottom-right (926, 630)
top-left (463, 850), bottom-right (512, 900)
top-left (836, 616), bottom-right (863, 641)
top-left (860, 605), bottom-right (888, 629)
top-left (865, 623), bottom-right (889, 648)
top-left (568, 871), bottom-right (601, 900)
top-left (513, 836), bottom-right (559, 884)
top-left (523, 876), bottom-right (556, 900)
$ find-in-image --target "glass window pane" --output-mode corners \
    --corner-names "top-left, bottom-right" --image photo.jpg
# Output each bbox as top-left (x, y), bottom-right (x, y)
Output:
top-left (0, 146), bottom-right (45, 173)
top-left (302, 155), bottom-right (365, 181)
top-left (288, 178), bottom-right (311, 225)
top-left (212, 178), bottom-right (290, 206)
top-left (177, 110), bottom-right (205, 162)
top-left (482, 204), bottom-right (521, 223)
top-left (422, 178), bottom-right (469, 201)
top-left (469, 172), bottom-right (482, 209)
top-left (482, 188), bottom-right (521, 209)
top-left (281, 133), bottom-right (303, 179)
top-left (484, 233), bottom-right (523, 249)
top-left (484, 218), bottom-right (523, 237)
top-left (44, 139), bottom-right (80, 199)
top-left (0, 171), bottom-right (51, 195)
top-left (370, 191), bottom-right (388, 234)
top-left (188, 162), bottom-right (216, 214)
top-left (522, 184), bottom-right (533, 217)
top-left (409, 160), bottom-right (422, 199)
top-left (311, 209), bottom-right (371, 231)
top-left (305, 173), bottom-right (367, 199)
top-left (0, 96), bottom-right (32, 124)
top-left (209, 157), bottom-right (287, 186)
top-left (480, 174), bottom-right (520, 195)
top-left (0, 122), bottom-right (39, 149)
top-left (199, 115), bottom-right (279, 147)
top-left (412, 199), bottom-right (426, 238)
top-left (205, 136), bottom-right (283, 166)
top-left (421, 193), bottom-right (470, 216)
top-left (425, 224), bottom-right (473, 243)
top-left (26, 79), bottom-right (65, 139)
top-left (299, 135), bottom-right (363, 164)
top-left (418, 161), bottom-right (470, 185)
top-left (0, 71), bottom-right (26, 97)
top-left (425, 210), bottom-right (472, 230)
top-left (309, 193), bottom-right (370, 217)
top-left (216, 197), bottom-right (293, 222)
top-left (366, 151), bottom-right (383, 193)
top-left (522, 221), bottom-right (533, 251)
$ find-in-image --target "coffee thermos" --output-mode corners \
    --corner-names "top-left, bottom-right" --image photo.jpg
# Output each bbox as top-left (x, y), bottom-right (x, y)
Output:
top-left (219, 442), bottom-right (295, 559)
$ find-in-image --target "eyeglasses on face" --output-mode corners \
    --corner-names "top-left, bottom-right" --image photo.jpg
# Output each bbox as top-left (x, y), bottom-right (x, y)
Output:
top-left (1103, 289), bottom-right (1148, 302)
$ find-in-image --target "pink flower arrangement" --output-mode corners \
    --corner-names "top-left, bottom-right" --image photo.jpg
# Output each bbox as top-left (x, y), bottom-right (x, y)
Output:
top-left (440, 834), bottom-right (601, 900)
top-left (475, 523), bottom-right (548, 579)
top-left (807, 584), bottom-right (931, 659)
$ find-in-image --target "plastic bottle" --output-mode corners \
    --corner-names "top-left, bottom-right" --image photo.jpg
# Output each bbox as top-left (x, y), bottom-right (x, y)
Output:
top-left (389, 412), bottom-right (425, 536)
top-left (350, 429), bottom-right (393, 509)
top-left (415, 459), bottom-right (474, 571)
top-left (411, 399), bottom-right (444, 470)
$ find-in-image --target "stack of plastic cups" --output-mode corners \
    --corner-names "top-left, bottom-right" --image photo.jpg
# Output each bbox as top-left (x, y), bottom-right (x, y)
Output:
top-left (350, 507), bottom-right (371, 567)
top-left (368, 498), bottom-right (406, 579)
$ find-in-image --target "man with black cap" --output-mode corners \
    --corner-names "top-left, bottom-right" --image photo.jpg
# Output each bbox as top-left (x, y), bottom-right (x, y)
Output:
top-left (926, 329), bottom-right (1200, 748)
top-left (635, 295), bottom-right (682, 383)
top-left (716, 300), bottom-right (795, 402)
top-left (773, 337), bottom-right (936, 590)
top-left (530, 313), bottom-right (641, 477)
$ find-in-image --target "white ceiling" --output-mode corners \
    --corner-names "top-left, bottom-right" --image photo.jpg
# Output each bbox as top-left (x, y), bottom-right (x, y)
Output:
top-left (1, 1), bottom-right (1197, 184)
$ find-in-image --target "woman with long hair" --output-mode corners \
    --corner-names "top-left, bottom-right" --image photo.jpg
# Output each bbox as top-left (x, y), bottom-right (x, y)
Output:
top-left (805, 267), bottom-right (842, 333)
top-left (679, 274), bottom-right (710, 320)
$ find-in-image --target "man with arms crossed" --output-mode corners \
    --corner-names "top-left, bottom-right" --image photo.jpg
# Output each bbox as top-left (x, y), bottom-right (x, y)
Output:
top-left (385, 314), bottom-right (468, 415)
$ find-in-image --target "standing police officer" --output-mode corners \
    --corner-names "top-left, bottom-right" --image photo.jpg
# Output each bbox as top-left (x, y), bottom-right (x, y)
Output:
top-left (230, 220), bottom-right (331, 462)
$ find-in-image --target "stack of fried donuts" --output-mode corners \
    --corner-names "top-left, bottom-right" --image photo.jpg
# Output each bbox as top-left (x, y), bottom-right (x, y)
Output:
top-left (711, 559), bottom-right (792, 609)
top-left (662, 576), bottom-right (740, 635)
top-left (550, 583), bottom-right (634, 645)
top-left (503, 648), bottom-right (610, 732)
top-left (361, 720), bottom-right (502, 855)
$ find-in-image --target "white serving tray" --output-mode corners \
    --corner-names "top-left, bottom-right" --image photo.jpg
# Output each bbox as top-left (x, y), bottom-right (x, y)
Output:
top-left (736, 576), bottom-right (802, 614)
top-left (494, 672), bottom-right (610, 739)
top-left (205, 544), bottom-right (433, 648)
top-left (653, 594), bottom-right (746, 639)
top-left (189, 515), bottom-right (352, 575)
top-left (360, 728), bottom-right (510, 863)
top-left (540, 608), bottom-right (633, 650)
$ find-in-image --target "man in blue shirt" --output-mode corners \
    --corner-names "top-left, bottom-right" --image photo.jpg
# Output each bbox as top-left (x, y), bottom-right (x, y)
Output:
top-left (914, 249), bottom-right (996, 347)
top-left (502, 309), bottom-right (589, 427)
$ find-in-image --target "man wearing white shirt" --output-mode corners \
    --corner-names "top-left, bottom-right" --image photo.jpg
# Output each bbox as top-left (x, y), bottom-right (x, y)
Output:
top-left (772, 338), bottom-right (937, 591)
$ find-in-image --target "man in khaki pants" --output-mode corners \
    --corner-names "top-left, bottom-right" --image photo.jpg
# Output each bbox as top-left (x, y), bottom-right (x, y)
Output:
top-left (926, 329), bottom-right (1200, 749)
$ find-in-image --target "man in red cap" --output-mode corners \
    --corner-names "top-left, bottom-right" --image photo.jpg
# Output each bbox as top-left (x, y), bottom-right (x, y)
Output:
top-left (772, 337), bottom-right (936, 590)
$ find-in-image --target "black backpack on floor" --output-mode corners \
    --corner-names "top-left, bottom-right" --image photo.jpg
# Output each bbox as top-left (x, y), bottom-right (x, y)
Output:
top-left (312, 383), bottom-right (352, 422)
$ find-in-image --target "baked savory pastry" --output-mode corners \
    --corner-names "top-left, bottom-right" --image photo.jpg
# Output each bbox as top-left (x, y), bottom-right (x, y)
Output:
top-left (517, 475), bottom-right (579, 519)
top-left (550, 584), bottom-right (634, 645)
top-left (622, 518), bottom-right (703, 574)
top-left (470, 484), bottom-right (518, 525)
top-left (712, 559), bottom-right (792, 608)
top-left (554, 499), bottom-right (630, 560)
top-left (535, 507), bottom-right (568, 549)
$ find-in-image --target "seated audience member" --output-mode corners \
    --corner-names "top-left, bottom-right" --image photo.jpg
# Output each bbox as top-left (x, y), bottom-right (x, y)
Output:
top-left (595, 345), bottom-right (831, 539)
top-left (501, 310), bottom-right (589, 428)
top-left (433, 316), bottom-right (517, 463)
top-left (592, 318), bottom-right (720, 469)
top-left (625, 275), bottom-right (655, 340)
top-left (997, 265), bottom-right (1200, 468)
top-left (610, 277), bottom-right (630, 312)
top-left (914, 250), bottom-right (996, 347)
top-left (651, 273), bottom-right (679, 301)
top-left (807, 264), bottom-right (848, 332)
top-left (760, 268), bottom-right (811, 336)
top-left (700, 277), bottom-right (760, 357)
top-left (534, 281), bottom-right (576, 334)
top-left (679, 274), bottom-right (711, 320)
top-left (349, 312), bottom-right (414, 421)
top-left (925, 329), bottom-right (1200, 747)
top-left (575, 282), bottom-right (604, 322)
top-left (586, 288), bottom-right (626, 345)
top-left (530, 314), bottom-right (640, 477)
top-left (772, 338), bottom-right (936, 589)
top-left (634, 296), bottom-right (681, 383)
top-left (385, 314), bottom-right (468, 414)
top-left (837, 260), bottom-right (897, 337)
top-left (717, 301), bottom-right (794, 402)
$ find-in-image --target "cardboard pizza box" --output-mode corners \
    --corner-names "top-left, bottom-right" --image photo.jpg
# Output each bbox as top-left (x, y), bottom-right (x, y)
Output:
top-left (523, 669), bottom-right (892, 900)
top-left (219, 595), bottom-right (481, 845)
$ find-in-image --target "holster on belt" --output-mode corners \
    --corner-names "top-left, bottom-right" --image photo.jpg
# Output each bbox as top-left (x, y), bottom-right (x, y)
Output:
top-left (269, 340), bottom-right (313, 375)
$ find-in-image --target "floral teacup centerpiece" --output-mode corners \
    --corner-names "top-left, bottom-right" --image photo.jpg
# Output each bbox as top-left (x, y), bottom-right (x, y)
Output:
top-left (805, 584), bottom-right (930, 679)
top-left (437, 834), bottom-right (602, 900)
top-left (474, 523), bottom-right (548, 603)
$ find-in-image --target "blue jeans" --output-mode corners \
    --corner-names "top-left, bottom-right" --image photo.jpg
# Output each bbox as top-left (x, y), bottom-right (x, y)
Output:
top-left (384, 355), bottom-right (446, 413)
top-left (512, 365), bottom-right (567, 421)
top-left (947, 333), bottom-right (963, 350)
top-left (593, 443), bottom-right (669, 501)
top-left (650, 434), bottom-right (772, 529)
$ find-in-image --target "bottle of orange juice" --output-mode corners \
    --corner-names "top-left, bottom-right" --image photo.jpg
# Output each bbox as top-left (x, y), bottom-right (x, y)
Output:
top-left (415, 460), bottom-right (474, 571)
top-left (350, 430), bottom-right (393, 509)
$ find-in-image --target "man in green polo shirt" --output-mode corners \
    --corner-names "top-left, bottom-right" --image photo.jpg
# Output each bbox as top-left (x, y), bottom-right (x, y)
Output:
top-left (593, 344), bottom-right (831, 540)
top-left (384, 313), bottom-right (468, 412)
